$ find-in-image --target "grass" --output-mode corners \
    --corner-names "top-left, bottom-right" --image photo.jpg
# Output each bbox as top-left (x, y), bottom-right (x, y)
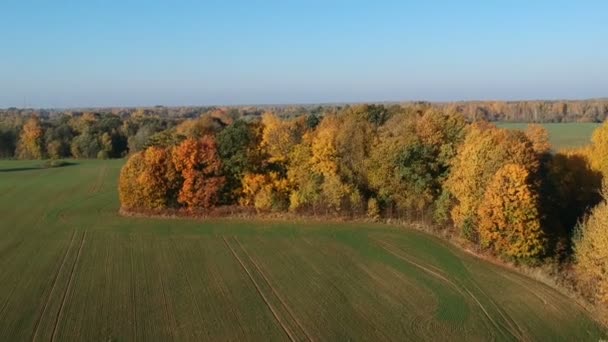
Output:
top-left (497, 122), bottom-right (600, 150)
top-left (0, 159), bottom-right (605, 341)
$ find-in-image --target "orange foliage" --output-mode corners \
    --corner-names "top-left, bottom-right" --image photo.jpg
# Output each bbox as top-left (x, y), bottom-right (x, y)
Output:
top-left (17, 116), bottom-right (44, 159)
top-left (478, 164), bottom-right (546, 261)
top-left (172, 136), bottom-right (225, 209)
top-left (240, 172), bottom-right (290, 211)
top-left (446, 123), bottom-right (539, 239)
top-left (525, 124), bottom-right (551, 155)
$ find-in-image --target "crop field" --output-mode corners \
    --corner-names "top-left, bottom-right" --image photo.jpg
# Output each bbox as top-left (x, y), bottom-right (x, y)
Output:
top-left (497, 122), bottom-right (600, 150)
top-left (0, 159), bottom-right (605, 341)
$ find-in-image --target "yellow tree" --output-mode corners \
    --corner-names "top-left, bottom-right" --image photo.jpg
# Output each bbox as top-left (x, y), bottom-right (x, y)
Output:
top-left (445, 123), bottom-right (539, 240)
top-left (287, 132), bottom-right (322, 212)
top-left (525, 124), bottom-right (551, 155)
top-left (478, 164), bottom-right (546, 262)
top-left (310, 115), bottom-right (361, 213)
top-left (240, 172), bottom-right (290, 212)
top-left (139, 146), bottom-right (179, 209)
top-left (16, 116), bottom-right (45, 159)
top-left (587, 120), bottom-right (608, 178)
top-left (260, 113), bottom-right (302, 164)
top-left (575, 184), bottom-right (608, 304)
top-left (118, 152), bottom-right (146, 210)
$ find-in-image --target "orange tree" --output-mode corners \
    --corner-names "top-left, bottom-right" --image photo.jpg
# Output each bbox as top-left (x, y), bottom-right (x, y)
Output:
top-left (172, 136), bottom-right (225, 210)
top-left (445, 122), bottom-right (539, 241)
top-left (477, 163), bottom-right (546, 262)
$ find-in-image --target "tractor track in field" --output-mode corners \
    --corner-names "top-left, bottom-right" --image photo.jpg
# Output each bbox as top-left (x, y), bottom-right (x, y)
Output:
top-left (372, 239), bottom-right (504, 332)
top-left (87, 164), bottom-right (107, 196)
top-left (223, 236), bottom-right (297, 342)
top-left (129, 236), bottom-right (138, 342)
top-left (300, 238), bottom-right (394, 341)
top-left (31, 230), bottom-right (77, 342)
top-left (169, 238), bottom-right (207, 338)
top-left (157, 244), bottom-right (177, 341)
top-left (234, 237), bottom-right (314, 342)
top-left (373, 238), bottom-right (526, 341)
top-left (50, 230), bottom-right (86, 342)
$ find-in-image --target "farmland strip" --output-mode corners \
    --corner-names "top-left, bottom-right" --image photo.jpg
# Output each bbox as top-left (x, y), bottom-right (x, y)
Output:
top-left (169, 238), bottom-right (206, 335)
top-left (30, 230), bottom-right (77, 342)
top-left (129, 236), bottom-right (138, 341)
top-left (234, 237), bottom-right (314, 342)
top-left (50, 230), bottom-right (87, 342)
top-left (157, 242), bottom-right (177, 341)
top-left (373, 238), bottom-right (517, 339)
top-left (222, 236), bottom-right (296, 342)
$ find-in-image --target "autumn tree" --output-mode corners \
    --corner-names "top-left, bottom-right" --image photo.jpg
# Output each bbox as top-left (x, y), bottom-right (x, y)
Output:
top-left (587, 120), bottom-right (608, 179)
top-left (240, 172), bottom-right (290, 212)
top-left (16, 116), bottom-right (45, 159)
top-left (478, 164), bottom-right (546, 262)
top-left (118, 152), bottom-right (147, 210)
top-left (525, 124), bottom-right (551, 156)
top-left (445, 123), bottom-right (539, 240)
top-left (574, 184), bottom-right (608, 304)
top-left (260, 113), bottom-right (304, 165)
top-left (310, 115), bottom-right (362, 213)
top-left (287, 132), bottom-right (322, 212)
top-left (172, 136), bottom-right (225, 210)
top-left (118, 147), bottom-right (180, 211)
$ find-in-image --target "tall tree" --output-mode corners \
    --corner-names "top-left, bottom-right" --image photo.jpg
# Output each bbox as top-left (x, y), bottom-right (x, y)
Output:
top-left (16, 116), bottom-right (45, 159)
top-left (574, 185), bottom-right (608, 304)
top-left (172, 136), bottom-right (225, 210)
top-left (445, 123), bottom-right (539, 240)
top-left (478, 163), bottom-right (546, 262)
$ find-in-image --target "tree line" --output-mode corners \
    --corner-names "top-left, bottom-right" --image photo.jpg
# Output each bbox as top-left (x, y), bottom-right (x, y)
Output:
top-left (2, 98), bottom-right (608, 160)
top-left (116, 104), bottom-right (608, 305)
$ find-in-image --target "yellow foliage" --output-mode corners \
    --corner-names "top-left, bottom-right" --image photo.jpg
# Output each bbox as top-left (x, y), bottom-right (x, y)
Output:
top-left (287, 133), bottom-right (322, 212)
top-left (575, 185), bottom-right (608, 304)
top-left (525, 124), bottom-right (551, 155)
top-left (446, 123), bottom-right (539, 238)
top-left (311, 115), bottom-right (340, 176)
top-left (118, 152), bottom-right (146, 210)
top-left (587, 120), bottom-right (608, 178)
top-left (118, 146), bottom-right (180, 211)
top-left (478, 164), bottom-right (546, 261)
top-left (240, 172), bottom-right (289, 211)
top-left (17, 116), bottom-right (44, 159)
top-left (261, 113), bottom-right (301, 164)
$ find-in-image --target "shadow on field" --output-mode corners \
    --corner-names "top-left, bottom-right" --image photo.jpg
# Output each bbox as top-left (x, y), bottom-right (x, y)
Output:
top-left (0, 161), bottom-right (78, 173)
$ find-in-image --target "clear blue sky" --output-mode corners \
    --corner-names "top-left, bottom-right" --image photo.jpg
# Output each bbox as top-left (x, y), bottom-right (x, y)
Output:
top-left (1, 1), bottom-right (607, 108)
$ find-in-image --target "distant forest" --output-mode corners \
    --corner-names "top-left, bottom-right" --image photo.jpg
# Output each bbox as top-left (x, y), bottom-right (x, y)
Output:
top-left (1, 99), bottom-right (607, 160)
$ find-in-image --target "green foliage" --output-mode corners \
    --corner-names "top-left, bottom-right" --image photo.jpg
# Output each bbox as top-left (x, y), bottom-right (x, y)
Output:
top-left (216, 120), bottom-right (263, 202)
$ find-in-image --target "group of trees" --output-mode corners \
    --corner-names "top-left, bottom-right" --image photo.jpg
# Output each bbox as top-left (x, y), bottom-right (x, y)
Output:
top-left (3, 98), bottom-right (608, 161)
top-left (0, 111), bottom-right (182, 160)
top-left (437, 99), bottom-right (608, 123)
top-left (118, 104), bottom-right (608, 304)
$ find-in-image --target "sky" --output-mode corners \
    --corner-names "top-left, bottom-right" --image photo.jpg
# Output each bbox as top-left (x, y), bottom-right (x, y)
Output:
top-left (1, 1), bottom-right (607, 108)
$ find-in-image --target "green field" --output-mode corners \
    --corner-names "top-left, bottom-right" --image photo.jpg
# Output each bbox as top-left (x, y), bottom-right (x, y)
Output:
top-left (497, 122), bottom-right (600, 150)
top-left (0, 160), bottom-right (605, 341)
